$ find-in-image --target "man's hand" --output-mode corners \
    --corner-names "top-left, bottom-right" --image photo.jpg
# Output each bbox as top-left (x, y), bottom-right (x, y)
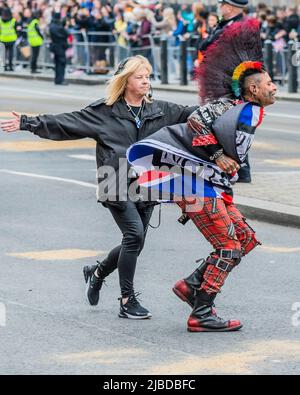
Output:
top-left (0, 112), bottom-right (21, 133)
top-left (215, 153), bottom-right (240, 174)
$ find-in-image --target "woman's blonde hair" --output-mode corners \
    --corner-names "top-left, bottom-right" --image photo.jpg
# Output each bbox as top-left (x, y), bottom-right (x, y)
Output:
top-left (105, 55), bottom-right (152, 106)
top-left (163, 7), bottom-right (176, 29)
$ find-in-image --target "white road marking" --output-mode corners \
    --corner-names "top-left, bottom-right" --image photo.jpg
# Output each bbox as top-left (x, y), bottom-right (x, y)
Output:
top-left (68, 154), bottom-right (95, 161)
top-left (260, 127), bottom-right (300, 136)
top-left (0, 169), bottom-right (96, 189)
top-left (1, 86), bottom-right (97, 101)
top-left (266, 112), bottom-right (300, 120)
top-left (1, 85), bottom-right (300, 122)
top-left (1, 168), bottom-right (299, 192)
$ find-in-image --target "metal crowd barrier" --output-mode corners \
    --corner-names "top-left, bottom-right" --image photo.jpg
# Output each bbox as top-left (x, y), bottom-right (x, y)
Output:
top-left (2, 30), bottom-right (300, 91)
top-left (263, 39), bottom-right (299, 92)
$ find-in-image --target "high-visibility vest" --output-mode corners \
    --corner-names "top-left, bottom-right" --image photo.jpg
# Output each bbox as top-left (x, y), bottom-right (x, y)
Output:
top-left (0, 18), bottom-right (17, 43)
top-left (27, 19), bottom-right (43, 47)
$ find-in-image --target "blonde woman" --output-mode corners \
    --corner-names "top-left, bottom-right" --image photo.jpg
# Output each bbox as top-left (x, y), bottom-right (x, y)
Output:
top-left (150, 7), bottom-right (177, 35)
top-left (1, 55), bottom-right (197, 320)
top-left (114, 10), bottom-right (127, 48)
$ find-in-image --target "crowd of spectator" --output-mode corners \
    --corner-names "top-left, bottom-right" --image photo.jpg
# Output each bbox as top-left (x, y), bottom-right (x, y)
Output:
top-left (1, 1), bottom-right (300, 76)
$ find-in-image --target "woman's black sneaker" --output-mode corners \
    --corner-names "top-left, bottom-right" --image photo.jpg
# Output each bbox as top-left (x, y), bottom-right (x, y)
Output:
top-left (83, 265), bottom-right (105, 306)
top-left (118, 293), bottom-right (152, 319)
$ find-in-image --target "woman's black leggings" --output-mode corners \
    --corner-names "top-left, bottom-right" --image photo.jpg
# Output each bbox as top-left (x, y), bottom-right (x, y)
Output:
top-left (99, 201), bottom-right (154, 297)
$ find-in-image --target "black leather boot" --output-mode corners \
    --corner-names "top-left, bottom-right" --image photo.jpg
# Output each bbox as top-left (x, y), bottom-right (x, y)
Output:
top-left (172, 259), bottom-right (208, 307)
top-left (187, 290), bottom-right (242, 332)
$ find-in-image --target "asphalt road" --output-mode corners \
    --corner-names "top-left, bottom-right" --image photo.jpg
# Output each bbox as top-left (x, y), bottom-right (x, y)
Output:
top-left (0, 77), bottom-right (300, 375)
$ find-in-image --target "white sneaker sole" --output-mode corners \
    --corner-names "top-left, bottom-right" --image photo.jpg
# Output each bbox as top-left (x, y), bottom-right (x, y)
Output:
top-left (118, 311), bottom-right (152, 320)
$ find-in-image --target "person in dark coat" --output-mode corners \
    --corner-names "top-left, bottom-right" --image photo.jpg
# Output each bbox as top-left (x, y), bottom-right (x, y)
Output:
top-left (135, 10), bottom-right (152, 63)
top-left (89, 9), bottom-right (112, 67)
top-left (49, 12), bottom-right (69, 85)
top-left (284, 7), bottom-right (299, 35)
top-left (0, 7), bottom-right (17, 71)
top-left (197, 1), bottom-right (244, 54)
top-left (1, 55), bottom-right (198, 320)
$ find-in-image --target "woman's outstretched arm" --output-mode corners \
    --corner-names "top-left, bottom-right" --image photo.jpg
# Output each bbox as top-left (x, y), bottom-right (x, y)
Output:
top-left (1, 106), bottom-right (102, 142)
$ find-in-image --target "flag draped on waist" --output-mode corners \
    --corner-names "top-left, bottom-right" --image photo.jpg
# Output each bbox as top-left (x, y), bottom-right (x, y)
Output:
top-left (127, 125), bottom-right (236, 203)
top-left (127, 102), bottom-right (262, 204)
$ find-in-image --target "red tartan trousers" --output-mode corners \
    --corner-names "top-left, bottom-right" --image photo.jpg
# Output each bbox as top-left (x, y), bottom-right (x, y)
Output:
top-left (177, 197), bottom-right (261, 294)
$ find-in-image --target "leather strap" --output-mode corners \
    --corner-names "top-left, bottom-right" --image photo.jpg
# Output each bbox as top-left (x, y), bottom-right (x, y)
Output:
top-left (215, 249), bottom-right (242, 260)
top-left (206, 256), bottom-right (235, 273)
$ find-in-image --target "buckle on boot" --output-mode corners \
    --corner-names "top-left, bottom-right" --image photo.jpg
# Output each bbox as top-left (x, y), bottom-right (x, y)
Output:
top-left (216, 249), bottom-right (241, 260)
top-left (215, 258), bottom-right (232, 272)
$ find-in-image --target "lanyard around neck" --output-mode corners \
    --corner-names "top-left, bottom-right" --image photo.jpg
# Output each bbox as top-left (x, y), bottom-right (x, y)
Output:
top-left (124, 99), bottom-right (145, 129)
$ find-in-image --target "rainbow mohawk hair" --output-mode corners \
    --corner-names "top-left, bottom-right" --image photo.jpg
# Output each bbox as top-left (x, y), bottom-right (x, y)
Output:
top-left (197, 18), bottom-right (263, 104)
top-left (232, 61), bottom-right (263, 97)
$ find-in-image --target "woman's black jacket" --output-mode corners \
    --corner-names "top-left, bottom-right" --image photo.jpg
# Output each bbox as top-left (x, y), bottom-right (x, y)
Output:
top-left (20, 98), bottom-right (197, 203)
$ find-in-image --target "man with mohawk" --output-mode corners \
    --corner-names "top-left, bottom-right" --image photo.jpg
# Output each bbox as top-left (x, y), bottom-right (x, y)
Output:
top-left (127, 18), bottom-right (277, 332)
top-left (174, 18), bottom-right (277, 332)
top-left (197, 0), bottom-right (253, 183)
